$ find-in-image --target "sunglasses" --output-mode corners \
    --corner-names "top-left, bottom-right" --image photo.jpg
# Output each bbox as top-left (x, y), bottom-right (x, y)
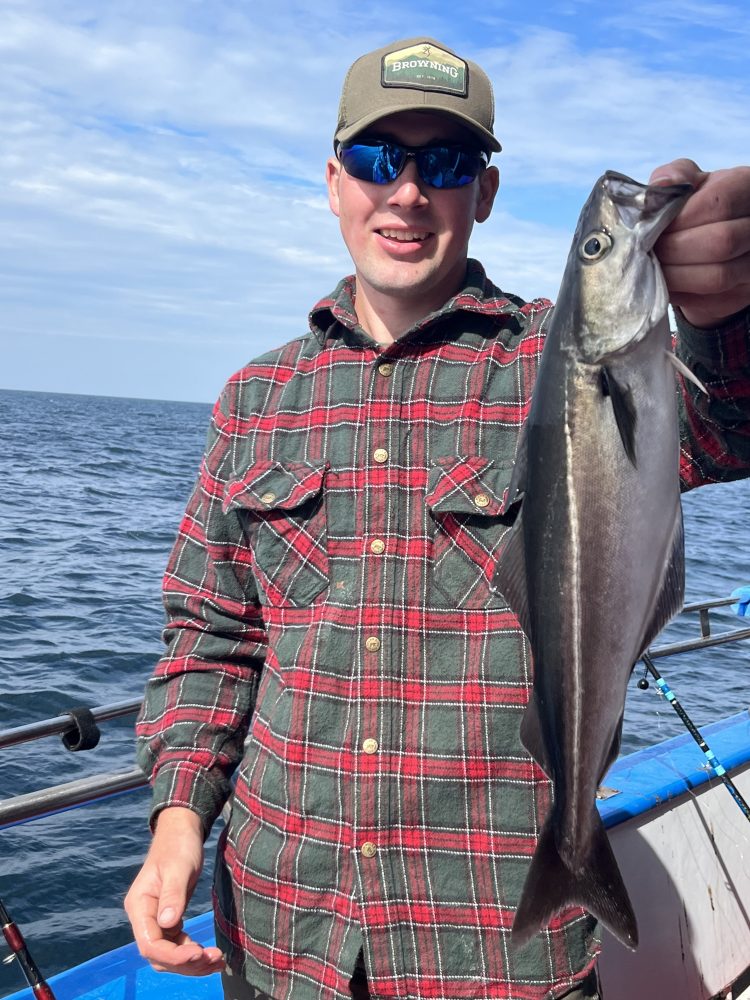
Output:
top-left (337, 140), bottom-right (488, 189)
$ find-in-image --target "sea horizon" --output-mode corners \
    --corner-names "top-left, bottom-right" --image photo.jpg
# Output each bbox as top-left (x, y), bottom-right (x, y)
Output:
top-left (0, 384), bottom-right (213, 407)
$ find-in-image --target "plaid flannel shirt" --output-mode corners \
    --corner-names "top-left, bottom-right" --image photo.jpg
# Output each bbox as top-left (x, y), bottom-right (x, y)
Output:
top-left (136, 260), bottom-right (750, 1000)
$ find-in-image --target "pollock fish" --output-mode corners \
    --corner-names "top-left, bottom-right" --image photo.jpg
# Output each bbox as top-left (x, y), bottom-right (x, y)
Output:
top-left (494, 171), bottom-right (701, 950)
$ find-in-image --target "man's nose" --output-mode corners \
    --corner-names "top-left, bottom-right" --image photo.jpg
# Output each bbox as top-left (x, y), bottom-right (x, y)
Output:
top-left (386, 159), bottom-right (429, 207)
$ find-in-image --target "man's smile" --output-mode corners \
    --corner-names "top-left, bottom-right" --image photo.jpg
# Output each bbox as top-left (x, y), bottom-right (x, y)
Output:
top-left (376, 228), bottom-right (433, 245)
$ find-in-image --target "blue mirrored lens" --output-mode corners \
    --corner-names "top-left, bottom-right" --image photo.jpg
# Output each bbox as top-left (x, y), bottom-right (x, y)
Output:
top-left (339, 144), bottom-right (405, 184)
top-left (418, 148), bottom-right (478, 188)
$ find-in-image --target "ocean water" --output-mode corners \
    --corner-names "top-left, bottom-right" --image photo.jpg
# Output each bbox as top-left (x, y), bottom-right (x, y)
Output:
top-left (0, 387), bottom-right (748, 995)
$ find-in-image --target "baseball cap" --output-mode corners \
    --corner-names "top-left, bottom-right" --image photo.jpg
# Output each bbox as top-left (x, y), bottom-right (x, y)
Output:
top-left (334, 37), bottom-right (502, 154)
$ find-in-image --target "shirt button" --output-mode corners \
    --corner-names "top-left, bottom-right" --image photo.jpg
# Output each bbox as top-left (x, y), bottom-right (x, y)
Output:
top-left (365, 636), bottom-right (381, 652)
top-left (474, 493), bottom-right (491, 509)
top-left (373, 448), bottom-right (389, 464)
top-left (361, 842), bottom-right (377, 858)
top-left (378, 363), bottom-right (394, 377)
top-left (260, 492), bottom-right (276, 505)
top-left (362, 738), bottom-right (379, 754)
top-left (370, 539), bottom-right (385, 554)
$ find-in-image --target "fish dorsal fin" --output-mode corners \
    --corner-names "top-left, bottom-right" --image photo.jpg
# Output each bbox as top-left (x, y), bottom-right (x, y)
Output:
top-left (600, 717), bottom-right (624, 782)
top-left (493, 518), bottom-right (533, 643)
top-left (637, 505), bottom-right (685, 658)
top-left (520, 694), bottom-right (552, 777)
top-left (601, 366), bottom-right (637, 467)
top-left (504, 419), bottom-right (529, 516)
top-left (493, 423), bottom-right (532, 633)
top-left (666, 350), bottom-right (708, 395)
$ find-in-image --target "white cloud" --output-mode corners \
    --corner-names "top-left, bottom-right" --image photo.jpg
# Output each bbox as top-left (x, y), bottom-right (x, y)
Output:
top-left (1, 1), bottom-right (748, 400)
top-left (601, 0), bottom-right (750, 55)
top-left (470, 210), bottom-right (571, 304)
top-left (477, 27), bottom-right (750, 191)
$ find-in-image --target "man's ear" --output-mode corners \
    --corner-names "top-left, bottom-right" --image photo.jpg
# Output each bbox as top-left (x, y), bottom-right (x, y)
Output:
top-left (475, 165), bottom-right (500, 224)
top-left (326, 157), bottom-right (342, 218)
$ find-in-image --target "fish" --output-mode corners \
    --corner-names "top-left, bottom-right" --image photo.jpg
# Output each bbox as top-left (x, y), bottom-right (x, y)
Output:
top-left (493, 171), bottom-right (701, 950)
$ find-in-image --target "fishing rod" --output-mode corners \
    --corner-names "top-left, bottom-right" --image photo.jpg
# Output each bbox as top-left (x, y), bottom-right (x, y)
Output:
top-left (1, 895), bottom-right (56, 1000)
top-left (638, 650), bottom-right (750, 823)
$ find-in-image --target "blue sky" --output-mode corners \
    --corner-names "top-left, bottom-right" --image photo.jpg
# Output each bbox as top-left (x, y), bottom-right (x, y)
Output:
top-left (2, 0), bottom-right (749, 403)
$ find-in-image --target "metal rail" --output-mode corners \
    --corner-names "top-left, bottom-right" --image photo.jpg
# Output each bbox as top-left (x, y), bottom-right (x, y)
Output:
top-left (647, 625), bottom-right (750, 659)
top-left (682, 596), bottom-right (737, 612)
top-left (648, 595), bottom-right (750, 658)
top-left (0, 770), bottom-right (148, 831)
top-left (0, 698), bottom-right (142, 750)
top-left (0, 698), bottom-right (147, 830)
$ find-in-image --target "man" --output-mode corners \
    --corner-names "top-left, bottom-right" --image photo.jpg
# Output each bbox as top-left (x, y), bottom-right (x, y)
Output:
top-left (125, 36), bottom-right (750, 1000)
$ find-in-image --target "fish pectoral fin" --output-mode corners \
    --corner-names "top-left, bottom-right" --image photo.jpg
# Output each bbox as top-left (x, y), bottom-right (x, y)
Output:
top-left (637, 506), bottom-right (685, 657)
top-left (666, 350), bottom-right (708, 395)
top-left (511, 811), bottom-right (638, 951)
top-left (520, 696), bottom-right (552, 777)
top-left (492, 519), bottom-right (533, 641)
top-left (601, 366), bottom-right (637, 467)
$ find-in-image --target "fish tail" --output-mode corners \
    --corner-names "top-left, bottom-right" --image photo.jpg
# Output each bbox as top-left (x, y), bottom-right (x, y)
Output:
top-left (511, 812), bottom-right (638, 951)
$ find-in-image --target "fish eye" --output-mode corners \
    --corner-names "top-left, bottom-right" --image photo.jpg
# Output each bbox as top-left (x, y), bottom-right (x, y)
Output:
top-left (579, 231), bottom-right (613, 262)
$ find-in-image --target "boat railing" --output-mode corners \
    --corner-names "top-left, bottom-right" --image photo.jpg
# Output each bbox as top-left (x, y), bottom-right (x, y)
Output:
top-left (1, 595), bottom-right (749, 832)
top-left (0, 697), bottom-right (142, 750)
top-left (0, 698), bottom-right (147, 831)
top-left (647, 595), bottom-right (750, 658)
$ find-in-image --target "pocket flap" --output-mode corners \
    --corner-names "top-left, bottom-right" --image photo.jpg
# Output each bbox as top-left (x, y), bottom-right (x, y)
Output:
top-left (223, 461), bottom-right (329, 514)
top-left (425, 456), bottom-right (514, 517)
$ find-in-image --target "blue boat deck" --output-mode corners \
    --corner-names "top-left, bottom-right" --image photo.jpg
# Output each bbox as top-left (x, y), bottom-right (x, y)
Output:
top-left (5, 711), bottom-right (750, 1000)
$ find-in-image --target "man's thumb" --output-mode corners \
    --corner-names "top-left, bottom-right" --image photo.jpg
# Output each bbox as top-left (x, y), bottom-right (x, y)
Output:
top-left (648, 158), bottom-right (709, 190)
top-left (157, 881), bottom-right (188, 928)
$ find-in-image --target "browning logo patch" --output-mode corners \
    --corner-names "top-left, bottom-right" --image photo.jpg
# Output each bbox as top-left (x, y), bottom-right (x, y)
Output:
top-left (381, 42), bottom-right (468, 97)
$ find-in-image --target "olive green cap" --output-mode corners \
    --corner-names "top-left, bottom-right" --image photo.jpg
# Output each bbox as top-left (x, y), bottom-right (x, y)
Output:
top-left (334, 37), bottom-right (502, 154)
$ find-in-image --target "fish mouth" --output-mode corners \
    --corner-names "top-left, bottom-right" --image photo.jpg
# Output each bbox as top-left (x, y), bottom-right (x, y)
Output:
top-left (603, 171), bottom-right (693, 251)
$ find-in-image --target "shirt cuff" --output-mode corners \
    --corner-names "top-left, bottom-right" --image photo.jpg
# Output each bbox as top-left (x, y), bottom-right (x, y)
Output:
top-left (675, 305), bottom-right (750, 372)
top-left (147, 762), bottom-right (230, 839)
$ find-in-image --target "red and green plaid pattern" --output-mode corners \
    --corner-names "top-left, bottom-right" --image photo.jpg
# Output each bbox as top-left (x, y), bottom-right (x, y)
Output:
top-left (137, 262), bottom-right (750, 1000)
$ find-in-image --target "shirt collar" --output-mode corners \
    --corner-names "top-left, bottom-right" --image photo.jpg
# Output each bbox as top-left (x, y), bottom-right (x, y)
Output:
top-left (307, 259), bottom-right (539, 349)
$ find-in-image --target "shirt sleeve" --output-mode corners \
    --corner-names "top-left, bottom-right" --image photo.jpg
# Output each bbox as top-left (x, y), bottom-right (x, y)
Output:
top-left (135, 383), bottom-right (268, 838)
top-left (675, 305), bottom-right (750, 490)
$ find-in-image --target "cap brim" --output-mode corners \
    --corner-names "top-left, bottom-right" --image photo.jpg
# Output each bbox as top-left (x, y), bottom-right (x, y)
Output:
top-left (335, 106), bottom-right (502, 153)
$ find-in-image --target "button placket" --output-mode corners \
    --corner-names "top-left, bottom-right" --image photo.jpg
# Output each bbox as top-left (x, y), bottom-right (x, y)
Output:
top-left (356, 353), bottom-right (400, 878)
top-left (366, 355), bottom-right (393, 560)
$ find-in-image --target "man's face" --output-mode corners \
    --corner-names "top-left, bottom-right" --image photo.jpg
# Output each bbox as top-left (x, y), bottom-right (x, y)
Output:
top-left (326, 111), bottom-right (499, 316)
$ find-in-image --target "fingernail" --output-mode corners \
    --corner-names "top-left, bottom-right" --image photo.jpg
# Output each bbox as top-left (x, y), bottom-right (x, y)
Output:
top-left (158, 907), bottom-right (176, 925)
top-left (649, 169), bottom-right (679, 186)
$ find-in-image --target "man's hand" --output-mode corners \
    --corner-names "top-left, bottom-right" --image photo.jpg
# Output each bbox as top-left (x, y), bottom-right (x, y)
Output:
top-left (124, 806), bottom-right (225, 976)
top-left (649, 159), bottom-right (750, 328)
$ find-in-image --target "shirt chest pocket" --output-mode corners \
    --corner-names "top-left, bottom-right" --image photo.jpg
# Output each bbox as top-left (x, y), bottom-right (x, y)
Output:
top-left (223, 461), bottom-right (330, 607)
top-left (425, 456), bottom-right (517, 610)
